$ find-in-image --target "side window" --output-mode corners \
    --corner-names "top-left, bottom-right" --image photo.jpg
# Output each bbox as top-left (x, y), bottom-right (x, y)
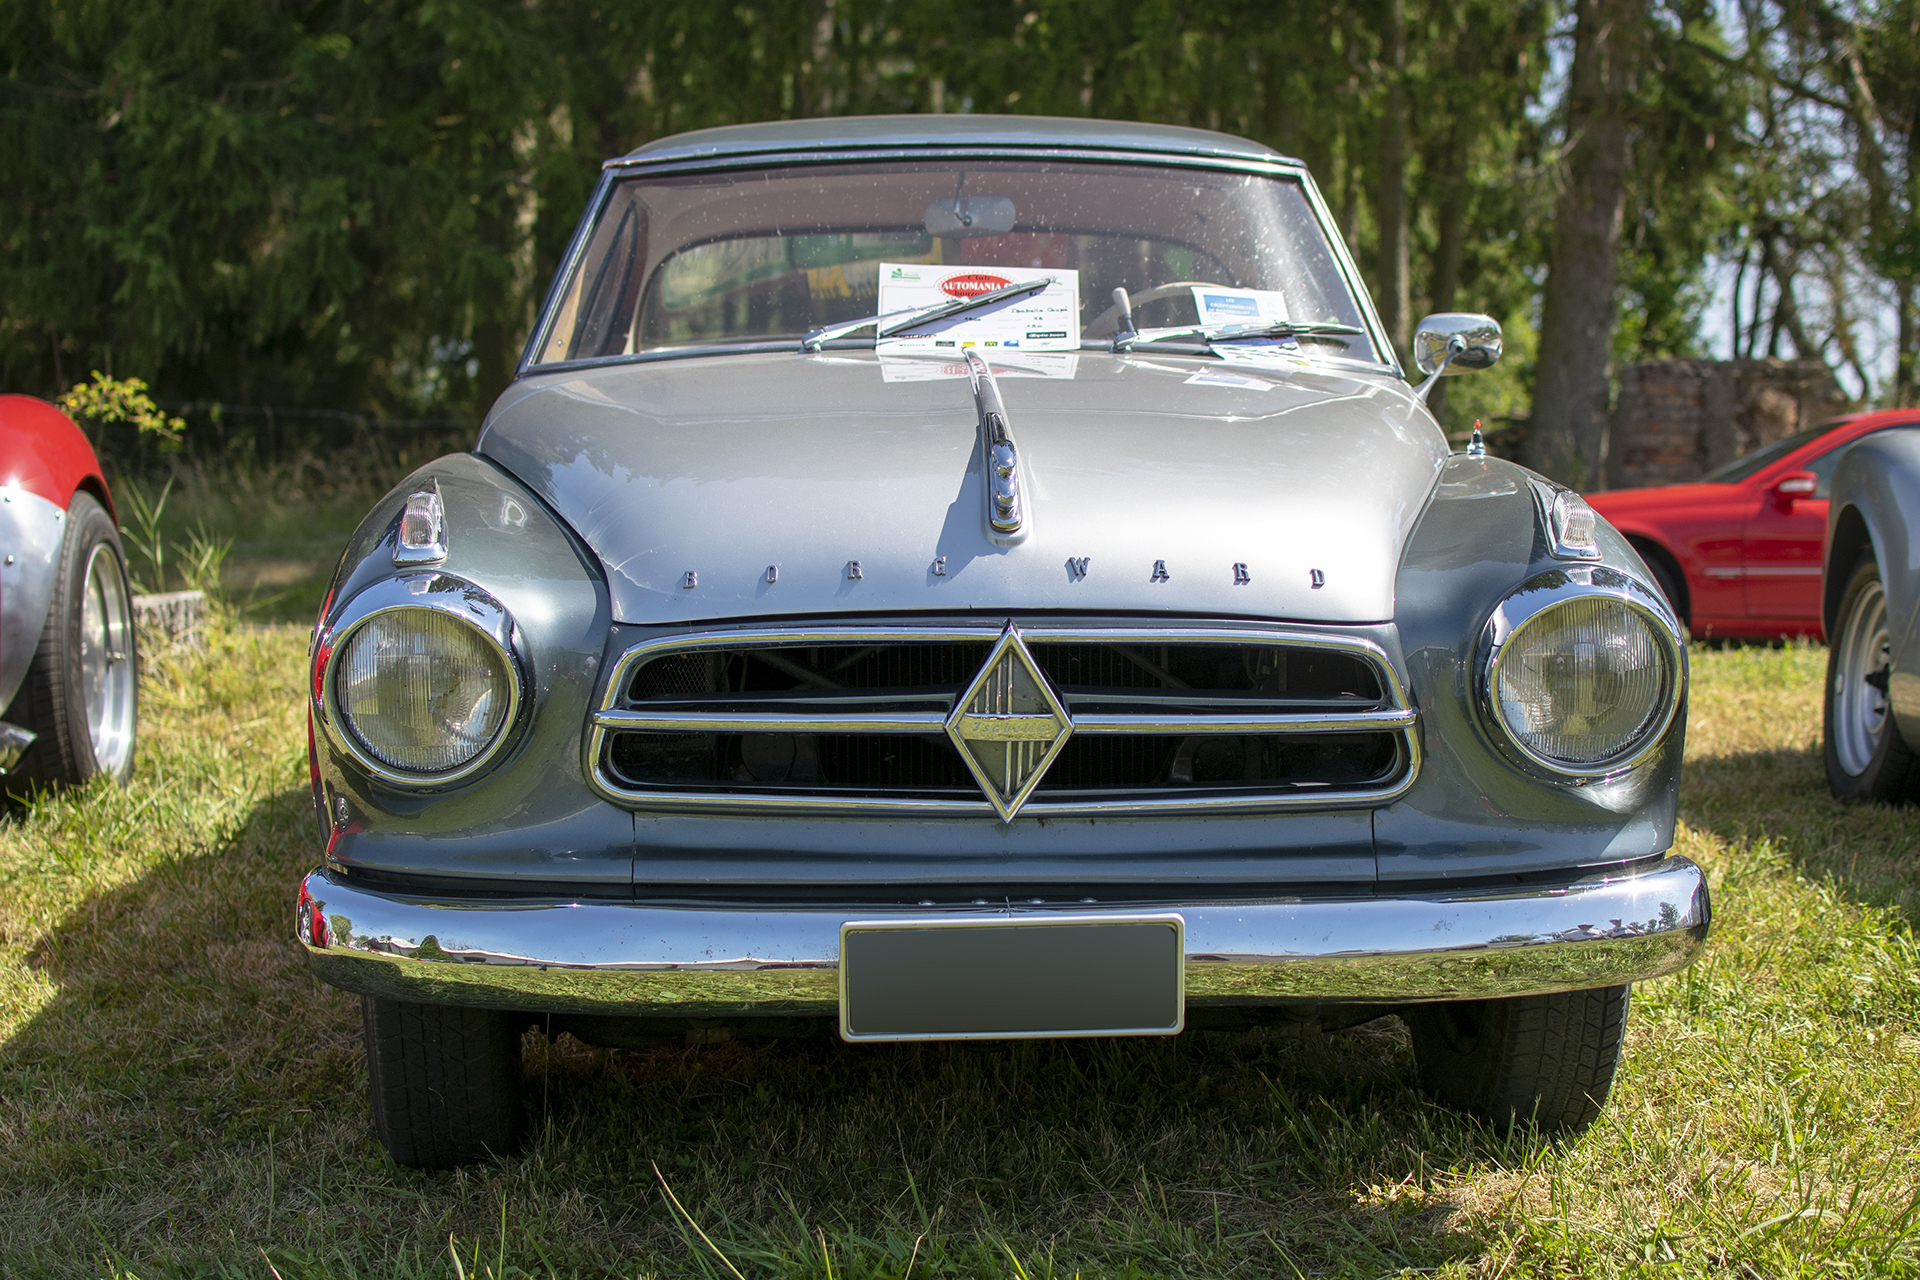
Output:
top-left (1807, 431), bottom-right (1896, 499)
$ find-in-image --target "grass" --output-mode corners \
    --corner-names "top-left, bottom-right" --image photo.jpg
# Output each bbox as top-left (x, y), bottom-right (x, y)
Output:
top-left (2, 633), bottom-right (1919, 1277)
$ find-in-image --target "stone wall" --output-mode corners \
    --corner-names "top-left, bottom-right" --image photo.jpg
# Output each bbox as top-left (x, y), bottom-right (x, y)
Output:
top-left (1607, 358), bottom-right (1849, 489)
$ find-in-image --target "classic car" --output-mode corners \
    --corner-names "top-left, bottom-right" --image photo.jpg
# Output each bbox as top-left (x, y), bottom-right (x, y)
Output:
top-left (0, 394), bottom-right (138, 792)
top-left (1586, 409), bottom-right (1920, 641)
top-left (1823, 423), bottom-right (1920, 801)
top-left (295, 115), bottom-right (1711, 1169)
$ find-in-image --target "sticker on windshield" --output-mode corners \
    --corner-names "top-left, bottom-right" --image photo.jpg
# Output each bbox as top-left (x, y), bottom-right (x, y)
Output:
top-left (1190, 286), bottom-right (1290, 328)
top-left (877, 264), bottom-right (1081, 353)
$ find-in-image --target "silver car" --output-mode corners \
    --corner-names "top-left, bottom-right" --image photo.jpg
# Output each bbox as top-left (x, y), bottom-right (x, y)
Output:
top-left (1823, 424), bottom-right (1920, 801)
top-left (296, 115), bottom-right (1709, 1168)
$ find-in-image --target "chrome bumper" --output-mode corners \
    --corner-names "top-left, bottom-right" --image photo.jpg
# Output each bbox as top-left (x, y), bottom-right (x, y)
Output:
top-left (296, 856), bottom-right (1710, 1016)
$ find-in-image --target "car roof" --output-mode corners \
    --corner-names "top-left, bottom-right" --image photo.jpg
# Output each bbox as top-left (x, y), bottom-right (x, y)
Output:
top-left (610, 114), bottom-right (1298, 169)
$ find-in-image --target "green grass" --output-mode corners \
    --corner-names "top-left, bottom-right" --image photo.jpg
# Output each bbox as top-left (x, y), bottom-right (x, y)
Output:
top-left (2, 634), bottom-right (1919, 1277)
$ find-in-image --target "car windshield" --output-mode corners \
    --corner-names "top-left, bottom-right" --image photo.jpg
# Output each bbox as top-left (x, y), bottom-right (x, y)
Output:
top-left (1701, 422), bottom-right (1846, 484)
top-left (529, 158), bottom-right (1382, 367)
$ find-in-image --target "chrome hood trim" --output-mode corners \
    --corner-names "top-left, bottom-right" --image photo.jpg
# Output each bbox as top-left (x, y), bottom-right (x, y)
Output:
top-left (480, 351), bottom-right (1447, 625)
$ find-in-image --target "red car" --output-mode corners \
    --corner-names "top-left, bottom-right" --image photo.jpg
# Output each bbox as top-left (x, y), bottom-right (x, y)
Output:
top-left (0, 394), bottom-right (138, 791)
top-left (1587, 408), bottom-right (1920, 641)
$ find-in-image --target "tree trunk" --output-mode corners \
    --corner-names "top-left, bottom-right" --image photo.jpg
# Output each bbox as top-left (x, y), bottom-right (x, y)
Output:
top-left (1526, 0), bottom-right (1640, 488)
top-left (1375, 0), bottom-right (1411, 363)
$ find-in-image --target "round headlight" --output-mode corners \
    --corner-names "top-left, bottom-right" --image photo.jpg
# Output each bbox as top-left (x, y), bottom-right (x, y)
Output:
top-left (334, 607), bottom-right (513, 774)
top-left (1490, 595), bottom-right (1675, 771)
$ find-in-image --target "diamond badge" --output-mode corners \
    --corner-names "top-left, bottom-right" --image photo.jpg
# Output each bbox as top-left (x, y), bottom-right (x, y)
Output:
top-left (946, 623), bottom-right (1073, 822)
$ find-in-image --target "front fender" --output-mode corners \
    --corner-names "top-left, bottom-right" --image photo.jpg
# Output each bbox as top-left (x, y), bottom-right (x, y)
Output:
top-left (1828, 429), bottom-right (1920, 747)
top-left (312, 452), bottom-right (629, 887)
top-left (1378, 455), bottom-right (1685, 882)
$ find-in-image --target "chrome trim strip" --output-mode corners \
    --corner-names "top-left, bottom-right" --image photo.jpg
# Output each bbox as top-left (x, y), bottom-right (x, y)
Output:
top-left (314, 573), bottom-right (531, 789)
top-left (296, 855), bottom-right (1710, 1016)
top-left (1074, 709), bottom-right (1417, 734)
top-left (591, 708), bottom-right (1416, 735)
top-left (595, 709), bottom-right (951, 734)
top-left (584, 621), bottom-right (1423, 816)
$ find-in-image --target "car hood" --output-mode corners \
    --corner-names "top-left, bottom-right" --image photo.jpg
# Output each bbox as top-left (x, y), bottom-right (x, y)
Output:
top-left (479, 350), bottom-right (1447, 626)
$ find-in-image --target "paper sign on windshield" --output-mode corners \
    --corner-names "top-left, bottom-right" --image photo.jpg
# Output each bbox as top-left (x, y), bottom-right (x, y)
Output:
top-left (1190, 286), bottom-right (1290, 328)
top-left (877, 264), bottom-right (1081, 353)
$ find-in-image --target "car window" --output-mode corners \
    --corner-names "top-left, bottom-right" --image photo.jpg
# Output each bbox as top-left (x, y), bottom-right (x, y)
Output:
top-left (1805, 428), bottom-right (1911, 498)
top-left (1700, 423), bottom-right (1841, 485)
top-left (531, 158), bottom-right (1381, 366)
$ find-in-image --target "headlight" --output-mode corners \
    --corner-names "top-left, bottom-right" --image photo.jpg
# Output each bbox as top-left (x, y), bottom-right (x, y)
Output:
top-left (1482, 570), bottom-right (1682, 777)
top-left (319, 576), bottom-right (524, 784)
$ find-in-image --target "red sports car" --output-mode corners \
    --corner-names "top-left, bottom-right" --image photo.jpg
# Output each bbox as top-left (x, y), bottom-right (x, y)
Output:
top-left (0, 394), bottom-right (138, 791)
top-left (1587, 408), bottom-right (1920, 641)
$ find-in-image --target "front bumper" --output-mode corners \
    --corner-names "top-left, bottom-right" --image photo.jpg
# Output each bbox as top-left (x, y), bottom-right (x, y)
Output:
top-left (296, 856), bottom-right (1710, 1016)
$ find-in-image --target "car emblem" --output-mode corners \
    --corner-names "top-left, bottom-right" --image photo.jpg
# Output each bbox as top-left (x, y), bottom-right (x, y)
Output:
top-left (946, 622), bottom-right (1073, 822)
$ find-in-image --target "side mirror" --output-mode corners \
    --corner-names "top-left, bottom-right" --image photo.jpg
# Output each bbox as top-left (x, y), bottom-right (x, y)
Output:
top-left (1412, 313), bottom-right (1503, 377)
top-left (1773, 471), bottom-right (1818, 501)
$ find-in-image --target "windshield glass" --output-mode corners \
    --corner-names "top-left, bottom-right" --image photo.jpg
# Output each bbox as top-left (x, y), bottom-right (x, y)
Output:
top-left (1700, 421), bottom-right (1846, 484)
top-left (530, 159), bottom-right (1381, 366)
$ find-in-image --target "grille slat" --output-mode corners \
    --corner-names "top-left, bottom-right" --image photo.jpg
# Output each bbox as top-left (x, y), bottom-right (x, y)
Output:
top-left (591, 626), bottom-right (1418, 815)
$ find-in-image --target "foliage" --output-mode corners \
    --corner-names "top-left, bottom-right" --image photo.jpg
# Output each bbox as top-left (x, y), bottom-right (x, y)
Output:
top-left (55, 371), bottom-right (185, 446)
top-left (2, 1), bottom-right (1918, 431)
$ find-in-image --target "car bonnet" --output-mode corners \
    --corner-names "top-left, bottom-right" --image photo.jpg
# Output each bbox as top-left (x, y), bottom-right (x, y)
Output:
top-left (478, 350), bottom-right (1446, 625)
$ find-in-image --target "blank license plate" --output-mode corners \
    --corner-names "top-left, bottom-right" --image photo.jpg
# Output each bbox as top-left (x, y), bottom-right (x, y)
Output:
top-left (839, 914), bottom-right (1185, 1042)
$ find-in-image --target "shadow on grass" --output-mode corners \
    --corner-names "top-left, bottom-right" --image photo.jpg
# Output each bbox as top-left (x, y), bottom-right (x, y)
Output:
top-left (0, 784), bottom-right (1553, 1278)
top-left (1680, 736), bottom-right (1920, 919)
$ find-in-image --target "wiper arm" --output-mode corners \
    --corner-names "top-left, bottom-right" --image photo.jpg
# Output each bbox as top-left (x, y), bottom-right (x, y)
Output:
top-left (800, 276), bottom-right (1058, 352)
top-left (1111, 318), bottom-right (1366, 353)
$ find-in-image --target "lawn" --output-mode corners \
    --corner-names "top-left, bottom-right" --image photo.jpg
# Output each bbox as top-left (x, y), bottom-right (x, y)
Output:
top-left (2, 627), bottom-right (1918, 1278)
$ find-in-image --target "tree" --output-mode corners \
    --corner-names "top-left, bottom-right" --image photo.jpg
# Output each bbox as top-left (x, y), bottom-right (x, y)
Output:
top-left (1529, 0), bottom-right (1645, 486)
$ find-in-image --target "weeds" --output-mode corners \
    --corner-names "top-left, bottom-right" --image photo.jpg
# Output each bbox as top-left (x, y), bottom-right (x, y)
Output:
top-left (0, 633), bottom-right (1916, 1277)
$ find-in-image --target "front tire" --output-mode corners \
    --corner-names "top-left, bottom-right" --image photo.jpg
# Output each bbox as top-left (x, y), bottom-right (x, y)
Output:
top-left (1404, 985), bottom-right (1630, 1133)
top-left (1824, 549), bottom-right (1920, 802)
top-left (2, 491), bottom-right (138, 791)
top-left (364, 997), bottom-right (524, 1169)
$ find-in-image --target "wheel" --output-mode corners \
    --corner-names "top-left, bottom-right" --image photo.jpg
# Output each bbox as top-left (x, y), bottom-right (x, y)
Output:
top-left (1823, 549), bottom-right (1920, 802)
top-left (363, 997), bottom-right (524, 1169)
top-left (1404, 985), bottom-right (1630, 1133)
top-left (2, 491), bottom-right (138, 790)
top-left (1637, 547), bottom-right (1689, 629)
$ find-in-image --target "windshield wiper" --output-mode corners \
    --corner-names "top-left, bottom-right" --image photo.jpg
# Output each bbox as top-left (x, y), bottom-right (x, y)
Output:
top-left (1111, 319), bottom-right (1366, 353)
top-left (800, 276), bottom-right (1058, 352)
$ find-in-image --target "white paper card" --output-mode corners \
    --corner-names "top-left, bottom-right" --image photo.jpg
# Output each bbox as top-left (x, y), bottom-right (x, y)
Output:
top-left (879, 352), bottom-right (1079, 382)
top-left (1189, 286), bottom-right (1290, 327)
top-left (876, 264), bottom-right (1081, 353)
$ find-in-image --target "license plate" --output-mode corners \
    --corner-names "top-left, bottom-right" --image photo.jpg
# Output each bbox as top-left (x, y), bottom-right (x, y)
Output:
top-left (838, 914), bottom-right (1185, 1042)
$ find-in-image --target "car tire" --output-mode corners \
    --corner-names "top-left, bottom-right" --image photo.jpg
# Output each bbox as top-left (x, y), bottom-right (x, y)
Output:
top-left (1404, 985), bottom-right (1630, 1133)
top-left (1824, 549), bottom-right (1920, 802)
top-left (2, 491), bottom-right (138, 791)
top-left (364, 996), bottom-right (524, 1169)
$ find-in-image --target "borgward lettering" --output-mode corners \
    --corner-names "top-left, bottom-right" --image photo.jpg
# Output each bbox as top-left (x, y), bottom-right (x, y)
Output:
top-left (1066, 556), bottom-right (1089, 579)
top-left (944, 622), bottom-right (1074, 822)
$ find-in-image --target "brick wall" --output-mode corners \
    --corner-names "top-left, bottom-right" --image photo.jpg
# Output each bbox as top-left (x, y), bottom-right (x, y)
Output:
top-left (1607, 358), bottom-right (1848, 490)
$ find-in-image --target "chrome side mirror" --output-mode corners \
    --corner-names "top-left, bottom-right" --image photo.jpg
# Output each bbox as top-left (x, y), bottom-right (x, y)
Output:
top-left (1412, 313), bottom-right (1503, 378)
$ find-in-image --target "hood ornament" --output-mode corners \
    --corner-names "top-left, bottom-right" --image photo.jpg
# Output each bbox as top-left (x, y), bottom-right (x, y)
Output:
top-left (963, 349), bottom-right (1024, 540)
top-left (946, 622), bottom-right (1072, 822)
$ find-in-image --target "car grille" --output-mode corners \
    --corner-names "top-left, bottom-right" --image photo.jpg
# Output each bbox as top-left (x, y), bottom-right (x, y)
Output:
top-left (587, 623), bottom-right (1419, 816)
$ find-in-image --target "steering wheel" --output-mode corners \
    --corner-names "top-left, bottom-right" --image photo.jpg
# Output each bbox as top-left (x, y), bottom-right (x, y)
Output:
top-left (1084, 281), bottom-right (1222, 338)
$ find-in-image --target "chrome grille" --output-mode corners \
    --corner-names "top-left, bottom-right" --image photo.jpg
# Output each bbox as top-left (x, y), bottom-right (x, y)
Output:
top-left (587, 624), bottom-right (1419, 816)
